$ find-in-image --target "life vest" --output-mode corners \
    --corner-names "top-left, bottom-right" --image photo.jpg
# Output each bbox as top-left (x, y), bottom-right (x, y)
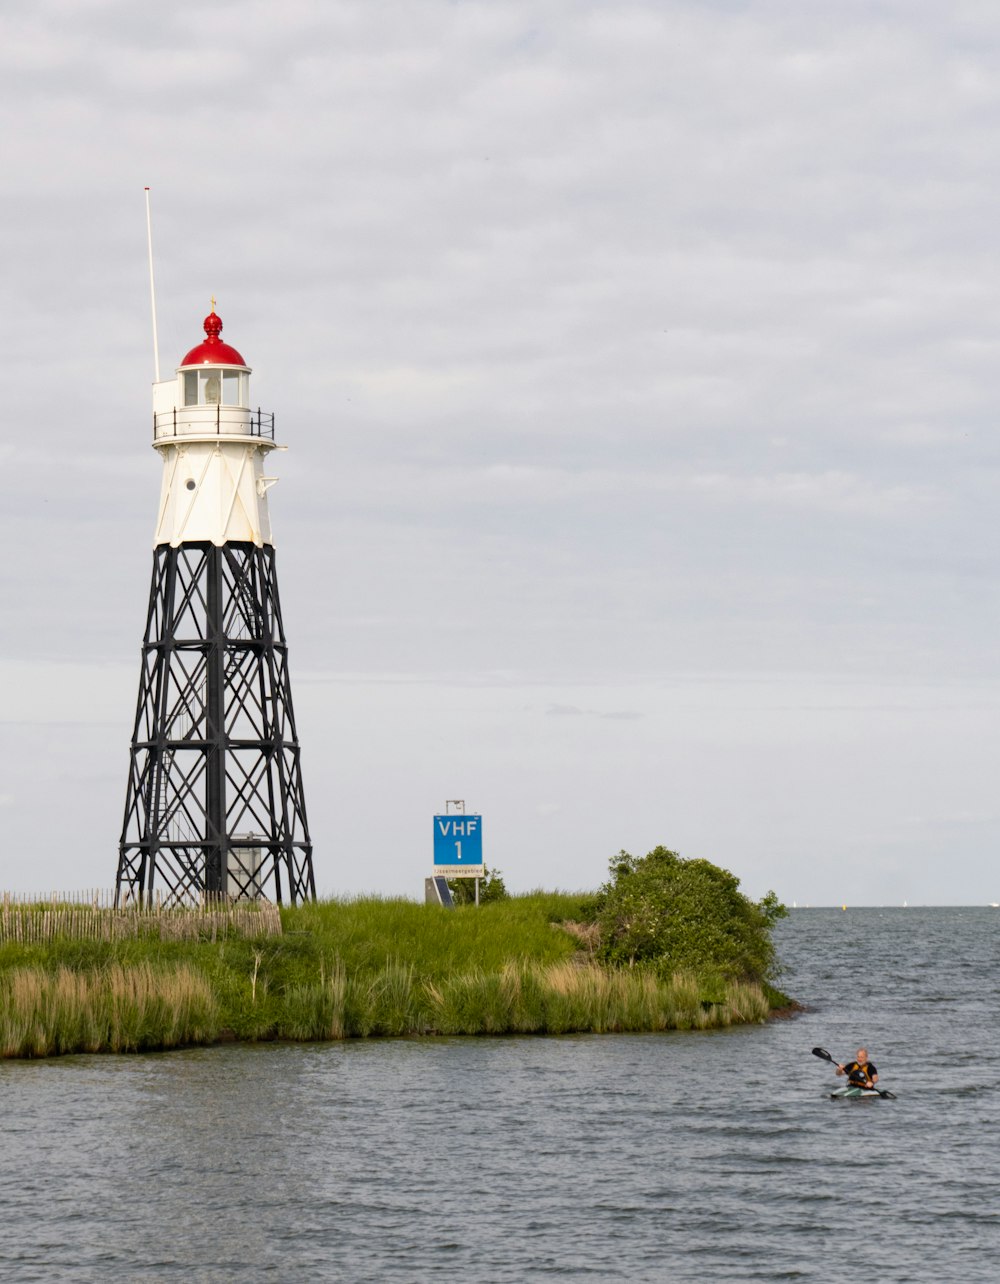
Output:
top-left (844, 1059), bottom-right (877, 1085)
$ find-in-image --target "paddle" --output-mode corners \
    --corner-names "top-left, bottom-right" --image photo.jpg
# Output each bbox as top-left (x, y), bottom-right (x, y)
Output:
top-left (811, 1046), bottom-right (897, 1098)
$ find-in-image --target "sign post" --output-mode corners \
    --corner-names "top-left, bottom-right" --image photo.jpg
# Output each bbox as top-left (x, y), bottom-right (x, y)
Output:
top-left (433, 801), bottom-right (484, 902)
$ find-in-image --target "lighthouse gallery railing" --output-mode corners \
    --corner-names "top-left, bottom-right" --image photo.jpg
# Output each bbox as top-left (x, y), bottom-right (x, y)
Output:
top-left (153, 406), bottom-right (275, 442)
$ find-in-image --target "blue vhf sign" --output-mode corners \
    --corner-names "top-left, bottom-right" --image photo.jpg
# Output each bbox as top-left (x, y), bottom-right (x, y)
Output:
top-left (433, 814), bottom-right (484, 878)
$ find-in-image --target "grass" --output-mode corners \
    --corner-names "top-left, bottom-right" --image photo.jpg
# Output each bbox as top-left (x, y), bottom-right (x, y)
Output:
top-left (0, 893), bottom-right (784, 1057)
top-left (282, 893), bottom-right (589, 977)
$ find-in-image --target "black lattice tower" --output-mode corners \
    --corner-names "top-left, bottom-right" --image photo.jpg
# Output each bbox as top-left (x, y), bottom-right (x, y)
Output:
top-left (117, 308), bottom-right (315, 906)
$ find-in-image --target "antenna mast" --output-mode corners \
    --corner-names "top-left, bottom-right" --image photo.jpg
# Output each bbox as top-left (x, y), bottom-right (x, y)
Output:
top-left (144, 187), bottom-right (161, 381)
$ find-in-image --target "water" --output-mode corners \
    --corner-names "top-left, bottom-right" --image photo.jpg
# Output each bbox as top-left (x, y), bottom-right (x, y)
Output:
top-left (1, 908), bottom-right (998, 1281)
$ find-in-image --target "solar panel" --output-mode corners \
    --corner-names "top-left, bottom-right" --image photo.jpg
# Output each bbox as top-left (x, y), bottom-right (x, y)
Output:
top-left (424, 876), bottom-right (455, 908)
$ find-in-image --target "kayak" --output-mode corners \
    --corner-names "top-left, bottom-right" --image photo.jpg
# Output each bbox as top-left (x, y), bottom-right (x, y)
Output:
top-left (812, 1048), bottom-right (897, 1099)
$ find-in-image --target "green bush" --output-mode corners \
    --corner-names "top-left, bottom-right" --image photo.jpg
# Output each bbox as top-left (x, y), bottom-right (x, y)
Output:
top-left (593, 846), bottom-right (787, 984)
top-left (447, 865), bottom-right (510, 905)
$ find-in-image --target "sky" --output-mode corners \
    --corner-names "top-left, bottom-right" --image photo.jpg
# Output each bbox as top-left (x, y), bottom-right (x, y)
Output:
top-left (2, 0), bottom-right (1000, 905)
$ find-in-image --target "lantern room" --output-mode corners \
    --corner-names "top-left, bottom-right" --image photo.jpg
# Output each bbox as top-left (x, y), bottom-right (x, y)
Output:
top-left (181, 365), bottom-right (249, 408)
top-left (151, 306), bottom-right (273, 445)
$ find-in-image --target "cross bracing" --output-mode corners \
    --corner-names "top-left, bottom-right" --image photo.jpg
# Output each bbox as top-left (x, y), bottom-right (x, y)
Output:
top-left (117, 541), bottom-right (315, 907)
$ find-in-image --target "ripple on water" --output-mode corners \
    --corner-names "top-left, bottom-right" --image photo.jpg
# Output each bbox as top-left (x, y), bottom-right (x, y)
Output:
top-left (0, 909), bottom-right (999, 1281)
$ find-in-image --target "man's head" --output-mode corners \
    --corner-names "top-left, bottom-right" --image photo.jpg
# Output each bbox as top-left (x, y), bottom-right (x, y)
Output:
top-left (856, 1048), bottom-right (868, 1063)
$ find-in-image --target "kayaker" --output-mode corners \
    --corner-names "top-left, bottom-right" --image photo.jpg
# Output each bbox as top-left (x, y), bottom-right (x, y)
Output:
top-left (836, 1047), bottom-right (878, 1089)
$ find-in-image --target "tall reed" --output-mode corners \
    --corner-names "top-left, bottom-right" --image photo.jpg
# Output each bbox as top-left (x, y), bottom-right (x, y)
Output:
top-left (272, 959), bottom-right (772, 1040)
top-left (0, 964), bottom-right (219, 1057)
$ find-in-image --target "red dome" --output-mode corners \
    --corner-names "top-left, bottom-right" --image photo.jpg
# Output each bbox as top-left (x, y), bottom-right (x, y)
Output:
top-left (179, 309), bottom-right (247, 367)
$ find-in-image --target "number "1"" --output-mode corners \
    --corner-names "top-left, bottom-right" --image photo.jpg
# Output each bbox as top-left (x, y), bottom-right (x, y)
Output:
top-left (455, 841), bottom-right (462, 861)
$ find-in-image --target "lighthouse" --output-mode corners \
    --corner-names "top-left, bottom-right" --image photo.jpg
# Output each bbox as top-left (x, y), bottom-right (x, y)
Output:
top-left (117, 305), bottom-right (315, 906)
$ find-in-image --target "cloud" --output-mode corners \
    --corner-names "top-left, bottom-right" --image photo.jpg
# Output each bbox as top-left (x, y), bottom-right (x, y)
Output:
top-left (359, 460), bottom-right (937, 516)
top-left (685, 470), bottom-right (936, 515)
top-left (4, 1), bottom-right (1000, 900)
top-left (545, 703), bottom-right (643, 720)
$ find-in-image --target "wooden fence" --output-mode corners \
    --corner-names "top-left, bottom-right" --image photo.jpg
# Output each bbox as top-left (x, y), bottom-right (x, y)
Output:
top-left (0, 890), bottom-right (283, 945)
